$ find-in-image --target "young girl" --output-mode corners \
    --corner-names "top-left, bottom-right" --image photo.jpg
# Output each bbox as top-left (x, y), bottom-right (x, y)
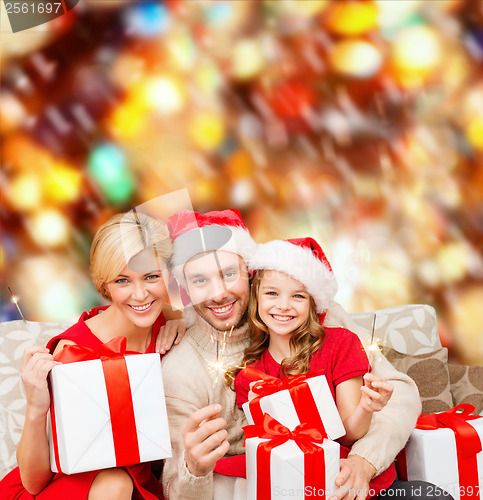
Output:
top-left (232, 237), bottom-right (396, 492)
top-left (0, 211), bottom-right (182, 500)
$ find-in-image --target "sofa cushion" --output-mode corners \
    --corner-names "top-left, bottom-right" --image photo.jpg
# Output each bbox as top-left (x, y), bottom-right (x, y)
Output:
top-left (381, 347), bottom-right (453, 414)
top-left (448, 363), bottom-right (483, 414)
top-left (349, 304), bottom-right (441, 355)
top-left (0, 320), bottom-right (72, 480)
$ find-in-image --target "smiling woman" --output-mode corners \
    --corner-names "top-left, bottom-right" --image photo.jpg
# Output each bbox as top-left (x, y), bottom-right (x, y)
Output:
top-left (0, 210), bottom-right (176, 500)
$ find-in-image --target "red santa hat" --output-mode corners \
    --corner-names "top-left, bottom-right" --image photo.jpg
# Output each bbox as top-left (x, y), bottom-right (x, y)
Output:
top-left (248, 237), bottom-right (338, 315)
top-left (167, 208), bottom-right (256, 288)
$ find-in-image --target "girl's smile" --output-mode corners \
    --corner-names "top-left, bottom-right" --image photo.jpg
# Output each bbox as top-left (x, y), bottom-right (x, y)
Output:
top-left (257, 270), bottom-right (310, 339)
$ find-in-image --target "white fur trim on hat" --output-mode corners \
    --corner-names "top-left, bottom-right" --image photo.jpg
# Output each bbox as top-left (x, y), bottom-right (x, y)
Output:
top-left (248, 240), bottom-right (338, 314)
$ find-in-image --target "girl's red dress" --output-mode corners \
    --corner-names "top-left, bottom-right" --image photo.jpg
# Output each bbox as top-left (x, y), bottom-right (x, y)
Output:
top-left (0, 306), bottom-right (166, 500)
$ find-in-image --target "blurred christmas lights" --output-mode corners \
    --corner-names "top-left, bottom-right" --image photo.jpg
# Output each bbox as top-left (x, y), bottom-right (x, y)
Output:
top-left (0, 0), bottom-right (482, 366)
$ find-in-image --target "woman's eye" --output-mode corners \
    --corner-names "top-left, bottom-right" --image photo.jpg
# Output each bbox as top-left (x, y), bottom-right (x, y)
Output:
top-left (146, 274), bottom-right (161, 281)
top-left (114, 278), bottom-right (128, 284)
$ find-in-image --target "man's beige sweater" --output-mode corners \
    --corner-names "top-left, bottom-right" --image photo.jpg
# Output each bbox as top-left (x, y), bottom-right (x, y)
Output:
top-left (161, 302), bottom-right (421, 500)
top-left (161, 316), bottom-right (250, 500)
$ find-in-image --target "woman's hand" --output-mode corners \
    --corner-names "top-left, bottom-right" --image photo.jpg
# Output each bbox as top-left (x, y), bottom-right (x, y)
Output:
top-left (155, 319), bottom-right (186, 354)
top-left (21, 346), bottom-right (61, 418)
top-left (360, 373), bottom-right (393, 413)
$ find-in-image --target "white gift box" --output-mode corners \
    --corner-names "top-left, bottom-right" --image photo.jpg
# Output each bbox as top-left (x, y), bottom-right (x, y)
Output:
top-left (403, 418), bottom-right (483, 500)
top-left (48, 353), bottom-right (172, 474)
top-left (243, 375), bottom-right (345, 440)
top-left (246, 435), bottom-right (340, 500)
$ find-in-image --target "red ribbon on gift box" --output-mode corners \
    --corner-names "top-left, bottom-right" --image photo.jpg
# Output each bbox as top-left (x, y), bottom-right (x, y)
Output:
top-left (397, 404), bottom-right (481, 499)
top-left (50, 337), bottom-right (141, 473)
top-left (242, 366), bottom-right (326, 429)
top-left (244, 414), bottom-right (329, 500)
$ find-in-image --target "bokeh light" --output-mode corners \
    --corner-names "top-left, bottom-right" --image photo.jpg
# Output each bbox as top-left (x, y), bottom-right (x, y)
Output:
top-left (324, 0), bottom-right (379, 36)
top-left (329, 40), bottom-right (383, 78)
top-left (391, 25), bottom-right (443, 87)
top-left (87, 143), bottom-right (135, 204)
top-left (188, 111), bottom-right (226, 152)
top-left (9, 173), bottom-right (42, 211)
top-left (123, 1), bottom-right (171, 37)
top-left (143, 76), bottom-right (186, 115)
top-left (27, 209), bottom-right (71, 248)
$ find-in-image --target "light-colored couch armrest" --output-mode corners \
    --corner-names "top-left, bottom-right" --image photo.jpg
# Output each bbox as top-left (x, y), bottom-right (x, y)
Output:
top-left (0, 320), bottom-right (73, 479)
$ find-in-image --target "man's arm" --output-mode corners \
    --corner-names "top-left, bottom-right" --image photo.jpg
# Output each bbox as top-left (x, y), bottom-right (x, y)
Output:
top-left (332, 353), bottom-right (421, 500)
top-left (348, 352), bottom-right (420, 473)
top-left (324, 301), bottom-right (421, 485)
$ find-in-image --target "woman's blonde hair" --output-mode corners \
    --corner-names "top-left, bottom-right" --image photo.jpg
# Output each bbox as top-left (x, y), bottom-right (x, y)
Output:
top-left (90, 211), bottom-right (173, 301)
top-left (225, 269), bottom-right (324, 386)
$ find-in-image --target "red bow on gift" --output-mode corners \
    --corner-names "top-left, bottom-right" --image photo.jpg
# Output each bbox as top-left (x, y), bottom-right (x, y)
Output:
top-left (243, 366), bottom-right (325, 397)
top-left (53, 336), bottom-right (136, 363)
top-left (244, 413), bottom-right (327, 451)
top-left (397, 404), bottom-right (482, 500)
top-left (416, 404), bottom-right (482, 459)
top-left (242, 366), bottom-right (327, 430)
top-left (244, 414), bottom-right (329, 500)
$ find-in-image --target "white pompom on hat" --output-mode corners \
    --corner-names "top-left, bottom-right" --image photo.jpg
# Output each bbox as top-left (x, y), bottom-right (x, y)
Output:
top-left (248, 237), bottom-right (338, 316)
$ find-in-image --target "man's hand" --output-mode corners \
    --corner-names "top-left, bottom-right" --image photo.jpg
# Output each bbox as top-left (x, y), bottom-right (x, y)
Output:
top-left (330, 455), bottom-right (377, 500)
top-left (155, 319), bottom-right (186, 354)
top-left (182, 404), bottom-right (230, 477)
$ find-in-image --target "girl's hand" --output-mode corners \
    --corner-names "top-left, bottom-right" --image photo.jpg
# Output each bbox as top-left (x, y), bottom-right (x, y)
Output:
top-left (21, 346), bottom-right (61, 418)
top-left (155, 319), bottom-right (186, 354)
top-left (359, 373), bottom-right (393, 413)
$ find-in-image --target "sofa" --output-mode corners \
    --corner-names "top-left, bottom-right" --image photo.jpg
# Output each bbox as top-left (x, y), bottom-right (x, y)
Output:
top-left (2, 303), bottom-right (483, 481)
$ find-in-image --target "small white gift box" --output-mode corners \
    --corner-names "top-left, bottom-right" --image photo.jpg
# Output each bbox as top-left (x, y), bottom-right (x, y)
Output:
top-left (48, 350), bottom-right (171, 474)
top-left (242, 372), bottom-right (345, 441)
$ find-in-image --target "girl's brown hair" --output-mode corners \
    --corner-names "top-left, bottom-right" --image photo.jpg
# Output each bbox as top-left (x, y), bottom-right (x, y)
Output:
top-left (225, 269), bottom-right (324, 386)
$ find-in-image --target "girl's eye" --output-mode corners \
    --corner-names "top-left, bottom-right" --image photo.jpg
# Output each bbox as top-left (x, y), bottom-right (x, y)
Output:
top-left (266, 291), bottom-right (277, 296)
top-left (294, 294), bottom-right (306, 299)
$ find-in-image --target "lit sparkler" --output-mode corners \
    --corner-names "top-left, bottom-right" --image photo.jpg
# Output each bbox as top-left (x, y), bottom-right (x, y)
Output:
top-left (207, 324), bottom-right (235, 385)
top-left (367, 313), bottom-right (379, 372)
top-left (8, 287), bottom-right (27, 324)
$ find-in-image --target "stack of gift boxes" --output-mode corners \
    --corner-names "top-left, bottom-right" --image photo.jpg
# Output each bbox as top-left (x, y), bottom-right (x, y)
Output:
top-left (241, 368), bottom-right (345, 500)
top-left (241, 367), bottom-right (483, 500)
